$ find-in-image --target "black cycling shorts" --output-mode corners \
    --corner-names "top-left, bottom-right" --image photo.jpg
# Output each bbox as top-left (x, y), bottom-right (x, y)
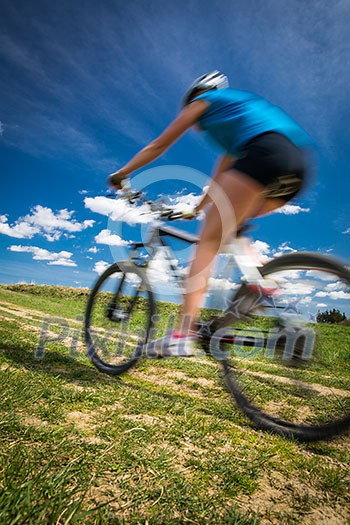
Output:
top-left (234, 132), bottom-right (307, 201)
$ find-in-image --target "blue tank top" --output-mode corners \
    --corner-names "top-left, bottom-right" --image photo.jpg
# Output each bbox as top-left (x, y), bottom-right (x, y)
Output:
top-left (192, 88), bottom-right (312, 156)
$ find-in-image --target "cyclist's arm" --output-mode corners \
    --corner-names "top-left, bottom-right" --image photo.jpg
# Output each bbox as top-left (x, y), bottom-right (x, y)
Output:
top-left (196, 154), bottom-right (236, 212)
top-left (112, 100), bottom-right (209, 179)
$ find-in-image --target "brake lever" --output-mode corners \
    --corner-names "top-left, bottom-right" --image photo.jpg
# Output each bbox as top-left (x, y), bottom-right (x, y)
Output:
top-left (159, 209), bottom-right (173, 218)
top-left (167, 212), bottom-right (184, 221)
top-left (127, 190), bottom-right (142, 204)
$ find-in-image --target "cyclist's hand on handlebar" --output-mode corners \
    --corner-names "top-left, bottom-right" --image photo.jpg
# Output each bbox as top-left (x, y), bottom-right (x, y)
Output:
top-left (108, 170), bottom-right (128, 190)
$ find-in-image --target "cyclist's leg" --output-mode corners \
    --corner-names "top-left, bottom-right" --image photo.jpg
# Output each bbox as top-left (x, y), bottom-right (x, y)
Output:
top-left (179, 133), bottom-right (307, 334)
top-left (249, 197), bottom-right (287, 219)
top-left (178, 169), bottom-right (265, 333)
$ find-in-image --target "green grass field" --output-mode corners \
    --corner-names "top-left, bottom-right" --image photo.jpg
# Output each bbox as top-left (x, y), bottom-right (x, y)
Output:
top-left (0, 284), bottom-right (349, 524)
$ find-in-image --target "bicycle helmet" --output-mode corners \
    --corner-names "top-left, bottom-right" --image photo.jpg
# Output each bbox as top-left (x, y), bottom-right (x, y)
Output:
top-left (182, 71), bottom-right (229, 106)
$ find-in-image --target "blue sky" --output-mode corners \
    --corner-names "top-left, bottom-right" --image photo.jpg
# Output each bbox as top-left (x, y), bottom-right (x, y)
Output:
top-left (0, 0), bottom-right (349, 295)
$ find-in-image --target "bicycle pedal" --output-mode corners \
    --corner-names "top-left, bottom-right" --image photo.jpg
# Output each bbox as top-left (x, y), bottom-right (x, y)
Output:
top-left (247, 281), bottom-right (279, 297)
top-left (110, 309), bottom-right (129, 321)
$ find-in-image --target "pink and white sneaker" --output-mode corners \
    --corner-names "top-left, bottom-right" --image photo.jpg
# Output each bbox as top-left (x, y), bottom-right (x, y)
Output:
top-left (144, 330), bottom-right (196, 358)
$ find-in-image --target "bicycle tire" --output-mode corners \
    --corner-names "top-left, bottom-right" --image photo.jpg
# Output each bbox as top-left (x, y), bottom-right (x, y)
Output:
top-left (85, 261), bottom-right (155, 376)
top-left (217, 252), bottom-right (350, 441)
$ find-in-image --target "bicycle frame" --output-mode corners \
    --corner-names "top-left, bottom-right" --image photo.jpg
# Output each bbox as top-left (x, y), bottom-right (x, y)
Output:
top-left (128, 219), bottom-right (277, 296)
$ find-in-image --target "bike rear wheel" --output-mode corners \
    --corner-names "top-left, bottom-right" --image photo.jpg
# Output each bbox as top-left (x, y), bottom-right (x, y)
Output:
top-left (85, 262), bottom-right (155, 375)
top-left (214, 252), bottom-right (350, 441)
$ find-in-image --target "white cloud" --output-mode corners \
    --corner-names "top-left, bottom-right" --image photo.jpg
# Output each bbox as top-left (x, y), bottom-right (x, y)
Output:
top-left (316, 303), bottom-right (327, 308)
top-left (274, 269), bottom-right (302, 280)
top-left (92, 260), bottom-right (132, 280)
top-left (47, 258), bottom-right (76, 267)
top-left (0, 214), bottom-right (38, 238)
top-left (95, 229), bottom-right (131, 246)
top-left (93, 260), bottom-right (111, 275)
top-left (273, 242), bottom-right (297, 258)
top-left (328, 290), bottom-right (350, 300)
top-left (280, 244), bottom-right (296, 253)
top-left (88, 246), bottom-right (99, 253)
top-left (168, 192), bottom-right (201, 213)
top-left (84, 196), bottom-right (154, 225)
top-left (299, 296), bottom-right (312, 305)
top-left (0, 205), bottom-right (94, 241)
top-left (8, 245), bottom-right (77, 266)
top-left (325, 281), bottom-right (347, 292)
top-left (25, 206), bottom-right (94, 234)
top-left (279, 280), bottom-right (314, 296)
top-left (252, 240), bottom-right (270, 255)
top-left (0, 121), bottom-right (4, 136)
top-left (275, 204), bottom-right (310, 215)
top-left (147, 250), bottom-right (181, 283)
top-left (307, 270), bottom-right (338, 282)
top-left (342, 228), bottom-right (350, 234)
top-left (251, 239), bottom-right (271, 263)
top-left (315, 290), bottom-right (350, 300)
top-left (208, 277), bottom-right (239, 291)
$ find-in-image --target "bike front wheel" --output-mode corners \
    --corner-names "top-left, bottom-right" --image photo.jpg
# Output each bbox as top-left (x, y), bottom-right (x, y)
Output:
top-left (215, 252), bottom-right (350, 441)
top-left (85, 261), bottom-right (155, 376)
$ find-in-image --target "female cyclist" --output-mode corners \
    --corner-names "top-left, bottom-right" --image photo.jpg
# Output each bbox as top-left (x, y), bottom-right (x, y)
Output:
top-left (109, 71), bottom-right (312, 357)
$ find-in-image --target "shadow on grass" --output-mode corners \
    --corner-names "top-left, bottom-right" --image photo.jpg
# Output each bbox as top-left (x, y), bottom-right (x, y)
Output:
top-left (0, 340), bottom-right (250, 428)
top-left (1, 340), bottom-right (117, 384)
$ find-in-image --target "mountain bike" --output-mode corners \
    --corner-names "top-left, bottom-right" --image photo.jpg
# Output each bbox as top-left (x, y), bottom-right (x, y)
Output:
top-left (85, 188), bottom-right (350, 441)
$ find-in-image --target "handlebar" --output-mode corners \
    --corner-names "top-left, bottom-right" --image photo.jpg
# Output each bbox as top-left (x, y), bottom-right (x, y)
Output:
top-left (159, 209), bottom-right (187, 221)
